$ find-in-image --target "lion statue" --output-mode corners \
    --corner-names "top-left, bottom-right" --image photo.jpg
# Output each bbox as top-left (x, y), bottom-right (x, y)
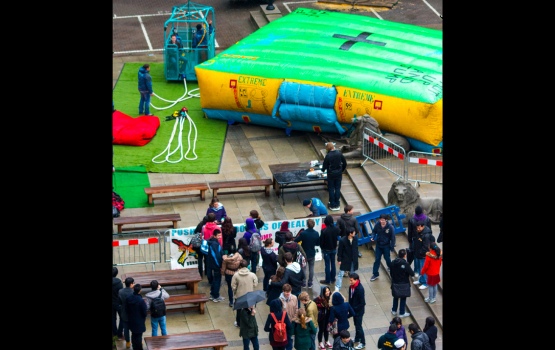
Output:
top-left (386, 178), bottom-right (443, 225)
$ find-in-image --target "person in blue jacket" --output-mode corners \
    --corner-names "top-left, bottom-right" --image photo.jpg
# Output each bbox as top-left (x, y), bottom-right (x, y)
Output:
top-left (137, 64), bottom-right (153, 116)
top-left (303, 197), bottom-right (328, 217)
top-left (126, 284), bottom-right (147, 350)
top-left (328, 291), bottom-right (355, 340)
top-left (192, 20), bottom-right (214, 63)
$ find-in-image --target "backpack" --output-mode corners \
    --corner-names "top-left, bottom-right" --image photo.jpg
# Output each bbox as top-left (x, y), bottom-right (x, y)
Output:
top-left (249, 232), bottom-right (262, 252)
top-left (190, 233), bottom-right (202, 249)
top-left (270, 311), bottom-right (287, 343)
top-left (149, 291), bottom-right (166, 318)
top-left (200, 238), bottom-right (209, 255)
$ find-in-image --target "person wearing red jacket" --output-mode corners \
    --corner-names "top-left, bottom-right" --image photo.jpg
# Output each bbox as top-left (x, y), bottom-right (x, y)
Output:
top-left (420, 239), bottom-right (442, 304)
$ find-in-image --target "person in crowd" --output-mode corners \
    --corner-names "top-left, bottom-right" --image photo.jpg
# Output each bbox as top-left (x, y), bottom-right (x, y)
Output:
top-left (407, 206), bottom-right (432, 243)
top-left (266, 266), bottom-right (286, 306)
top-left (278, 232), bottom-right (307, 269)
top-left (206, 229), bottom-right (225, 302)
top-left (221, 216), bottom-right (238, 254)
top-left (243, 217), bottom-right (261, 273)
top-left (303, 197), bottom-right (328, 217)
top-left (314, 286), bottom-right (333, 349)
top-left (203, 213), bottom-right (222, 248)
top-left (335, 227), bottom-right (359, 291)
top-left (144, 280), bottom-right (170, 336)
top-left (377, 324), bottom-right (399, 350)
top-left (319, 215), bottom-right (339, 285)
top-left (261, 237), bottom-right (279, 292)
top-left (370, 214), bottom-right (396, 282)
top-left (348, 273), bottom-right (366, 350)
top-left (332, 330), bottom-right (354, 350)
top-left (194, 215), bottom-right (209, 278)
top-left (394, 339), bottom-right (406, 349)
top-left (278, 283), bottom-right (298, 350)
top-left (192, 19), bottom-right (214, 62)
top-left (238, 237), bottom-right (252, 268)
top-left (206, 197), bottom-right (227, 223)
top-left (232, 259), bottom-right (259, 327)
top-left (336, 205), bottom-right (362, 257)
top-left (221, 251), bottom-right (243, 308)
top-left (239, 305), bottom-right (260, 350)
top-left (137, 63), bottom-right (153, 116)
top-left (389, 248), bottom-right (414, 318)
top-left (126, 284), bottom-right (147, 350)
top-left (422, 316), bottom-right (438, 350)
top-left (118, 277), bottom-right (135, 349)
top-left (408, 323), bottom-right (432, 350)
top-left (294, 218), bottom-right (320, 288)
top-left (293, 307), bottom-right (318, 350)
top-left (328, 291), bottom-right (355, 340)
top-left (322, 142), bottom-right (347, 211)
top-left (411, 221), bottom-right (434, 290)
top-left (420, 239), bottom-right (442, 304)
top-left (112, 267), bottom-right (124, 339)
top-left (250, 209), bottom-right (265, 230)
top-left (299, 291), bottom-right (318, 350)
top-left (264, 298), bottom-right (293, 350)
top-left (390, 317), bottom-right (408, 349)
top-left (276, 252), bottom-right (305, 299)
top-left (275, 221), bottom-right (292, 246)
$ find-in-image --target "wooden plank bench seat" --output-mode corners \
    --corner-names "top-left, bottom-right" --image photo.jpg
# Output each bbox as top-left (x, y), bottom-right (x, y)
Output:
top-left (144, 293), bottom-right (209, 315)
top-left (113, 213), bottom-right (181, 233)
top-left (145, 183), bottom-right (209, 204)
top-left (144, 329), bottom-right (228, 350)
top-left (208, 178), bottom-right (272, 197)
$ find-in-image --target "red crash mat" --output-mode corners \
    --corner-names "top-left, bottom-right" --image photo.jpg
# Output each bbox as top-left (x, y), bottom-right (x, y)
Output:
top-left (112, 110), bottom-right (160, 146)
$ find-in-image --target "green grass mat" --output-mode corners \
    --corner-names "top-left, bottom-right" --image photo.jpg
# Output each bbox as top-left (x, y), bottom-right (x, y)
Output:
top-left (112, 63), bottom-right (227, 173)
top-left (113, 166), bottom-right (152, 209)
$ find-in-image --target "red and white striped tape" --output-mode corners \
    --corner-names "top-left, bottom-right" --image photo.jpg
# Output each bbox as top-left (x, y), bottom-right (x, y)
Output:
top-left (364, 134), bottom-right (405, 160)
top-left (112, 237), bottom-right (159, 247)
top-left (408, 157), bottom-right (443, 166)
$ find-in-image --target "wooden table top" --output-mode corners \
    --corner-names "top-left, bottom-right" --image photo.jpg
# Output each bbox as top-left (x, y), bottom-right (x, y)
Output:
top-left (269, 162), bottom-right (314, 174)
top-left (113, 213), bottom-right (181, 225)
top-left (121, 268), bottom-right (201, 291)
top-left (144, 330), bottom-right (227, 350)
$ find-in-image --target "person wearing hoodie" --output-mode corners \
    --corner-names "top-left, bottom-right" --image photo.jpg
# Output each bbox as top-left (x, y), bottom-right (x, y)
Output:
top-left (240, 304), bottom-right (260, 350)
top-left (206, 197), bottom-right (227, 223)
top-left (206, 229), bottom-right (225, 302)
top-left (303, 197), bottom-right (328, 217)
top-left (137, 64), bottom-right (153, 115)
top-left (118, 277), bottom-right (135, 349)
top-left (377, 324), bottom-right (399, 349)
top-left (314, 286), bottom-right (332, 349)
top-left (144, 280), bottom-right (170, 336)
top-left (278, 232), bottom-right (307, 269)
top-left (276, 252), bottom-right (305, 298)
top-left (336, 205), bottom-right (362, 258)
top-left (126, 284), bottom-right (147, 350)
top-left (232, 259), bottom-right (259, 327)
top-left (275, 221), bottom-right (292, 246)
top-left (328, 291), bottom-right (355, 340)
top-left (370, 214), bottom-right (396, 282)
top-left (264, 298), bottom-right (293, 350)
top-left (411, 221), bottom-right (434, 289)
top-left (332, 330), bottom-right (354, 350)
top-left (294, 218), bottom-right (320, 288)
top-left (322, 142), bottom-right (347, 211)
top-left (221, 251), bottom-right (243, 307)
top-left (407, 206), bottom-right (432, 246)
top-left (335, 227), bottom-right (359, 291)
top-left (420, 240), bottom-right (442, 304)
top-left (243, 217), bottom-right (261, 273)
top-left (203, 213), bottom-right (222, 248)
top-left (389, 249), bottom-right (414, 318)
top-left (112, 267), bottom-right (124, 339)
top-left (319, 215), bottom-right (339, 285)
top-left (390, 317), bottom-right (408, 349)
top-left (293, 308), bottom-right (317, 350)
top-left (408, 323), bottom-right (432, 350)
top-left (261, 237), bottom-right (279, 292)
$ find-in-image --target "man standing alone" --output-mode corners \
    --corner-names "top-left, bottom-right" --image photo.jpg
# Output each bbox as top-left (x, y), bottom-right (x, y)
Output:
top-left (137, 64), bottom-right (153, 116)
top-left (322, 142), bottom-right (346, 211)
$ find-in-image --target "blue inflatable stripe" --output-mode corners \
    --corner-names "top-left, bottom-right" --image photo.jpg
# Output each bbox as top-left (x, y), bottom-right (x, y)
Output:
top-left (278, 81), bottom-right (336, 109)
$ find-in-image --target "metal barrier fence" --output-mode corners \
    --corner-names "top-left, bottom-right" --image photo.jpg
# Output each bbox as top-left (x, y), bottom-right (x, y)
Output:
top-left (361, 127), bottom-right (407, 179)
top-left (112, 230), bottom-right (165, 270)
top-left (406, 150), bottom-right (443, 185)
top-left (360, 127), bottom-right (443, 185)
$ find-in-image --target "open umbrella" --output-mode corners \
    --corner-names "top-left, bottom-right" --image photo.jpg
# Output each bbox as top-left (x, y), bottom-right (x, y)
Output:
top-left (233, 290), bottom-right (267, 310)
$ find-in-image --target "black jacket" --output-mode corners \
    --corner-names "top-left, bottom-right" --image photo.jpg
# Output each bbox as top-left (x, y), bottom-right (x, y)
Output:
top-left (126, 292), bottom-right (147, 333)
top-left (337, 213), bottom-right (360, 237)
top-left (411, 331), bottom-right (431, 350)
top-left (280, 262), bottom-right (305, 295)
top-left (112, 277), bottom-right (123, 309)
top-left (337, 235), bottom-right (358, 271)
top-left (278, 241), bottom-right (307, 267)
top-left (371, 222), bottom-right (396, 249)
top-left (348, 281), bottom-right (366, 316)
top-left (322, 149), bottom-right (346, 179)
top-left (294, 228), bottom-right (320, 259)
top-left (407, 216), bottom-right (432, 244)
top-left (261, 247), bottom-right (278, 274)
top-left (413, 226), bottom-right (433, 259)
top-left (320, 216), bottom-right (339, 251)
top-left (390, 257), bottom-right (414, 284)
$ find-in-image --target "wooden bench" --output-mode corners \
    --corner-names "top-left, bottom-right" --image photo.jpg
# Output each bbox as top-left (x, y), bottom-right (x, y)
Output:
top-left (145, 183), bottom-right (209, 204)
top-left (144, 293), bottom-right (209, 315)
top-left (209, 178), bottom-right (272, 197)
top-left (113, 213), bottom-right (181, 233)
top-left (294, 211), bottom-right (361, 220)
top-left (144, 329), bottom-right (228, 350)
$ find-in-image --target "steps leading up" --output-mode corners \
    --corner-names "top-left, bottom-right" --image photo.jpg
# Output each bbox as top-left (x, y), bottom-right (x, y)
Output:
top-left (250, 4), bottom-right (282, 29)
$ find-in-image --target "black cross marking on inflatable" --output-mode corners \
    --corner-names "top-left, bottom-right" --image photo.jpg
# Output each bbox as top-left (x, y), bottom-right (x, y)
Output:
top-left (333, 32), bottom-right (386, 51)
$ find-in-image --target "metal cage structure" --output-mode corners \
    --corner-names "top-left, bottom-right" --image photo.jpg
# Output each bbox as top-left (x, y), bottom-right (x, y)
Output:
top-left (163, 2), bottom-right (216, 81)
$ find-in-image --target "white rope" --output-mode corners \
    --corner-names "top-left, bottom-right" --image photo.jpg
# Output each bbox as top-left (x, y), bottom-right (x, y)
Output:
top-left (151, 109), bottom-right (198, 164)
top-left (150, 78), bottom-right (200, 111)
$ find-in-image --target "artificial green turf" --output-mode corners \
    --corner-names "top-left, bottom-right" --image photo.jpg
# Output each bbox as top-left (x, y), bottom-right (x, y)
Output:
top-left (112, 63), bottom-right (227, 173)
top-left (112, 166), bottom-right (152, 209)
